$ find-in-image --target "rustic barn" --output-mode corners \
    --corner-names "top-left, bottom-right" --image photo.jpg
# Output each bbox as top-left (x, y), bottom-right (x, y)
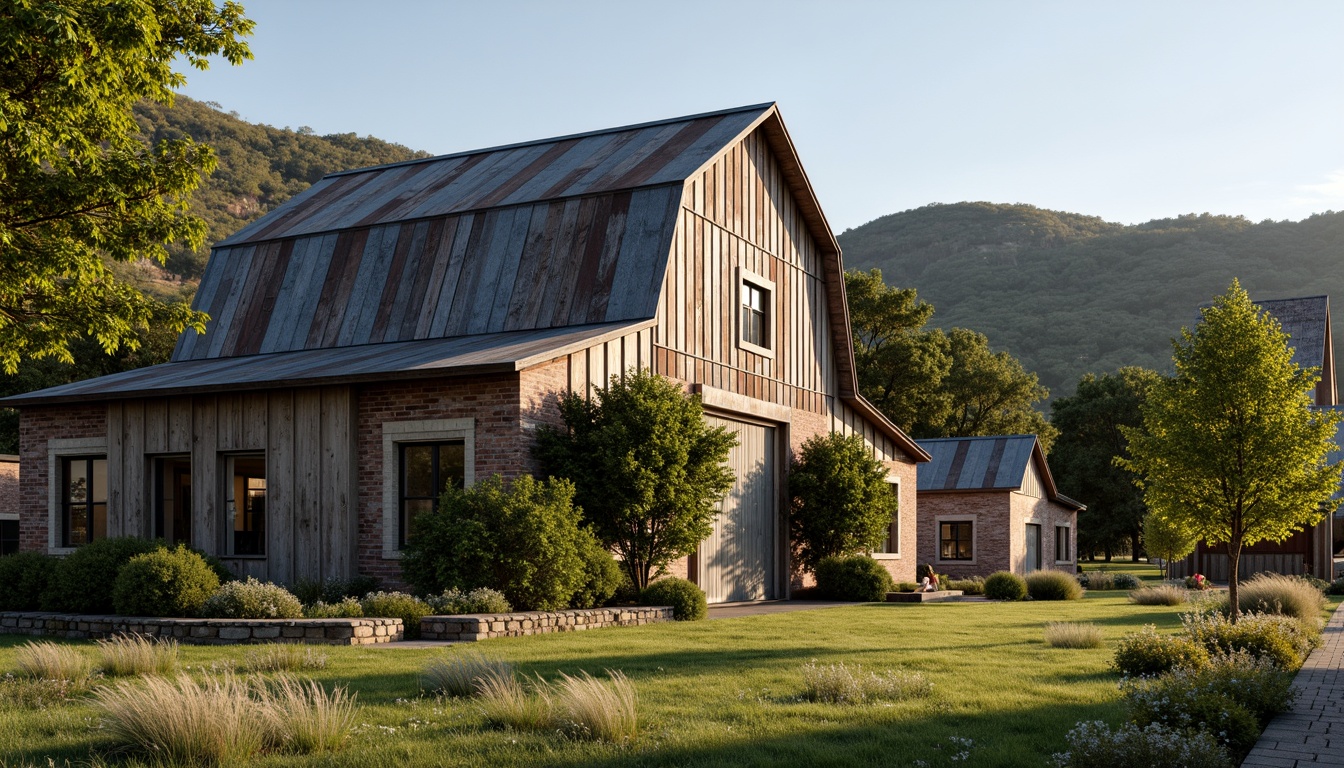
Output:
top-left (915, 435), bottom-right (1082, 578)
top-left (6, 103), bottom-right (928, 601)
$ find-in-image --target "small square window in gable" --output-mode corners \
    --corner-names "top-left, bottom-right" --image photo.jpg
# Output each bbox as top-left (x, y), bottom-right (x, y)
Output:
top-left (737, 267), bottom-right (775, 358)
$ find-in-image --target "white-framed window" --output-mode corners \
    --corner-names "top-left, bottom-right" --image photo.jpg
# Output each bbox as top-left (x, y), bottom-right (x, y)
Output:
top-left (47, 437), bottom-right (108, 554)
top-left (737, 267), bottom-right (775, 358)
top-left (936, 514), bottom-right (977, 564)
top-left (871, 477), bottom-right (901, 559)
top-left (381, 418), bottom-right (475, 558)
top-left (1055, 523), bottom-right (1073, 563)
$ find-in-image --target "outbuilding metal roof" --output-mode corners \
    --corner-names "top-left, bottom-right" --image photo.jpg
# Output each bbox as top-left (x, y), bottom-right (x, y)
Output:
top-left (915, 434), bottom-right (1084, 509)
top-left (1195, 295), bottom-right (1330, 372)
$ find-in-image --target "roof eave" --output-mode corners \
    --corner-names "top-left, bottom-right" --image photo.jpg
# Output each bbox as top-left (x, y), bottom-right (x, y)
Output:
top-left (844, 395), bottom-right (932, 463)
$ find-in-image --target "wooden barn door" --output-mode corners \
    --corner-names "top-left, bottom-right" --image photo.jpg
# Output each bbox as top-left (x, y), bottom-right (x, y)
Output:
top-left (699, 415), bottom-right (778, 603)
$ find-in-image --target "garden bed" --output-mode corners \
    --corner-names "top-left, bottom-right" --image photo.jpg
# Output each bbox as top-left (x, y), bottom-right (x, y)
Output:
top-left (885, 590), bottom-right (965, 603)
top-left (420, 606), bottom-right (672, 641)
top-left (0, 611), bottom-right (403, 645)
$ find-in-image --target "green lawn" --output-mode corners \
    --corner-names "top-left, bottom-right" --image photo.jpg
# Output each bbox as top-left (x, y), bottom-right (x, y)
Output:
top-left (0, 592), bottom-right (1316, 767)
top-left (1080, 559), bottom-right (1165, 582)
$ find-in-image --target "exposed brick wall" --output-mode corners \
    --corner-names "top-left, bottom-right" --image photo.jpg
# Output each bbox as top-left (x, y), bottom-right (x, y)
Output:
top-left (17, 404), bottom-right (107, 553)
top-left (918, 490), bottom-right (1077, 579)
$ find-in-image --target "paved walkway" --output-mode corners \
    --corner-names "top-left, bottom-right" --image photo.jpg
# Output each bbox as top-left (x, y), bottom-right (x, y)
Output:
top-left (1243, 606), bottom-right (1344, 766)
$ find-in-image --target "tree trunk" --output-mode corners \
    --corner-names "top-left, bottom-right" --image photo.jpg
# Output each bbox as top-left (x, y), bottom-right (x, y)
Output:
top-left (1227, 540), bottom-right (1241, 623)
top-left (1131, 530), bottom-right (1142, 562)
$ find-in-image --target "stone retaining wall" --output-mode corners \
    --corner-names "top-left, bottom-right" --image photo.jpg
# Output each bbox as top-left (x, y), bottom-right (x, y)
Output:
top-left (0, 611), bottom-right (403, 645)
top-left (421, 606), bottom-right (673, 641)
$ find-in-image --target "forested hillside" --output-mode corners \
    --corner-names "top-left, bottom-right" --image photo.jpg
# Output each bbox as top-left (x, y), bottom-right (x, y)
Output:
top-left (838, 203), bottom-right (1344, 399)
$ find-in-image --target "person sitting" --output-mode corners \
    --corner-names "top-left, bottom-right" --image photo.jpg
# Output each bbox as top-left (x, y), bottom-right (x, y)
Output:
top-left (920, 565), bottom-right (939, 592)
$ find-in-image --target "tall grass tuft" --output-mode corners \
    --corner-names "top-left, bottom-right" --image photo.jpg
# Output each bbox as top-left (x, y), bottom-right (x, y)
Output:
top-left (14, 641), bottom-right (92, 681)
top-left (1044, 622), bottom-right (1105, 649)
top-left (1082, 572), bottom-right (1117, 590)
top-left (477, 672), bottom-right (554, 732)
top-left (423, 649), bottom-right (513, 697)
top-left (1129, 585), bottom-right (1188, 606)
top-left (242, 644), bottom-right (329, 673)
top-left (799, 660), bottom-right (933, 704)
top-left (97, 634), bottom-right (180, 677)
top-left (261, 675), bottom-right (357, 753)
top-left (1237, 572), bottom-right (1327, 622)
top-left (93, 673), bottom-right (265, 765)
top-left (554, 670), bottom-right (638, 743)
top-left (1026, 570), bottom-right (1084, 600)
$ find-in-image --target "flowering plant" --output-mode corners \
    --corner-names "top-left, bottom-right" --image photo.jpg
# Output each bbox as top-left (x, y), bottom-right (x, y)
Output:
top-left (1185, 573), bottom-right (1211, 590)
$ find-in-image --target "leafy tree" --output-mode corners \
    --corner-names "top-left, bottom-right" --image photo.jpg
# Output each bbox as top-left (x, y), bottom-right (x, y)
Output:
top-left (788, 432), bottom-right (898, 572)
top-left (1143, 513), bottom-right (1196, 580)
top-left (1049, 367), bottom-right (1161, 561)
top-left (534, 369), bottom-right (737, 590)
top-left (0, 0), bottom-right (253, 373)
top-left (1120, 280), bottom-right (1342, 620)
top-left (940, 328), bottom-right (1057, 450)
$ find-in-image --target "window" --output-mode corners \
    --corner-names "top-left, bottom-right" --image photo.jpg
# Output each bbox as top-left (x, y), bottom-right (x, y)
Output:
top-left (737, 268), bottom-right (775, 357)
top-left (1055, 525), bottom-right (1071, 562)
top-left (61, 456), bottom-right (107, 547)
top-left (1026, 523), bottom-right (1042, 571)
top-left (153, 456), bottom-right (192, 546)
top-left (940, 521), bottom-right (973, 561)
top-left (0, 516), bottom-right (17, 555)
top-left (225, 454), bottom-right (266, 556)
top-left (872, 480), bottom-right (900, 556)
top-left (398, 441), bottom-right (465, 548)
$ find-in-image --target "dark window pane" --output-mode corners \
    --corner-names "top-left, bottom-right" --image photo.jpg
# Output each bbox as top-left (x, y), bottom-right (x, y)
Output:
top-left (0, 519), bottom-right (17, 555)
top-left (67, 461), bottom-right (88, 503)
top-left (438, 443), bottom-right (465, 493)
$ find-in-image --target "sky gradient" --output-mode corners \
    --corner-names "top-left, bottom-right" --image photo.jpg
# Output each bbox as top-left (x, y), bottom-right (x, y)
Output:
top-left (177, 1), bottom-right (1344, 233)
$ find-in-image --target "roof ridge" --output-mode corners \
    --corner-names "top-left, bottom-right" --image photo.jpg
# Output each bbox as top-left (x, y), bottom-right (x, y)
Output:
top-left (324, 102), bottom-right (778, 180)
top-left (915, 434), bottom-right (1038, 443)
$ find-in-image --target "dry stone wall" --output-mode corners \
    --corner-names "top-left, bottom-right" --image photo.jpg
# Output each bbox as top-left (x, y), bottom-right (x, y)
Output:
top-left (421, 606), bottom-right (673, 641)
top-left (0, 611), bottom-right (403, 645)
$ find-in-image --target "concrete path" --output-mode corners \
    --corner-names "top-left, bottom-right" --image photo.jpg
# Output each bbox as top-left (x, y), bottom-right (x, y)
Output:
top-left (1242, 606), bottom-right (1344, 766)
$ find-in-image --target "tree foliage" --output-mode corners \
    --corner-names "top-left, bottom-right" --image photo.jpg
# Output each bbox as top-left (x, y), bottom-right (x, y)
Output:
top-left (534, 369), bottom-right (737, 590)
top-left (1120, 280), bottom-right (1342, 620)
top-left (788, 432), bottom-right (898, 572)
top-left (0, 0), bottom-right (253, 373)
top-left (941, 327), bottom-right (1056, 447)
top-left (1049, 367), bottom-right (1161, 560)
top-left (1144, 513), bottom-right (1196, 580)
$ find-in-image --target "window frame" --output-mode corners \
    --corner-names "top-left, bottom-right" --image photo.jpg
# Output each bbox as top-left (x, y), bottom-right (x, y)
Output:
top-left (47, 437), bottom-right (108, 554)
top-left (0, 514), bottom-right (18, 556)
top-left (736, 267), bottom-right (776, 359)
top-left (223, 452), bottom-right (267, 557)
top-left (935, 515), bottom-right (976, 564)
top-left (1054, 523), bottom-right (1073, 564)
top-left (381, 418), bottom-right (475, 559)
top-left (870, 476), bottom-right (902, 560)
top-left (396, 440), bottom-right (466, 549)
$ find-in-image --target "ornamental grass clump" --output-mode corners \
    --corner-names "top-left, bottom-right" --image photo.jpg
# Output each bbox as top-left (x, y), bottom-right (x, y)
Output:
top-left (1112, 625), bottom-right (1209, 677)
top-left (423, 649), bottom-right (514, 697)
top-left (1026, 570), bottom-right (1084, 600)
top-left (94, 673), bottom-right (265, 766)
top-left (799, 660), bottom-right (933, 704)
top-left (14, 641), bottom-right (93, 681)
top-left (1044, 622), bottom-right (1104, 649)
top-left (242, 644), bottom-right (329, 673)
top-left (945, 576), bottom-right (984, 595)
top-left (477, 673), bottom-right (555, 732)
top-left (1128, 584), bottom-right (1188, 606)
top-left (97, 634), bottom-right (180, 677)
top-left (1236, 571), bottom-right (1327, 622)
top-left (1078, 572), bottom-right (1114, 590)
top-left (554, 670), bottom-right (638, 743)
top-left (1053, 721), bottom-right (1231, 768)
top-left (260, 675), bottom-right (357, 753)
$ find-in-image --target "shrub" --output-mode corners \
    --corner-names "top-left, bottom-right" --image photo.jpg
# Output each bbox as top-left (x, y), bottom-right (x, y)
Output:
top-left (401, 474), bottom-right (603, 611)
top-left (201, 577), bottom-right (304, 619)
top-left (97, 634), bottom-right (180, 676)
top-left (360, 591), bottom-right (432, 639)
top-left (814, 555), bottom-right (894, 602)
top-left (1237, 571), bottom-right (1327, 622)
top-left (0, 551), bottom-right (57, 611)
top-left (787, 433), bottom-right (899, 572)
top-left (112, 545), bottom-right (220, 617)
top-left (1128, 584), bottom-right (1188, 606)
top-left (1182, 610), bottom-right (1316, 669)
top-left (1327, 575), bottom-right (1344, 595)
top-left (478, 673), bottom-right (554, 732)
top-left (946, 576), bottom-right (984, 595)
top-left (569, 539), bottom-right (623, 609)
top-left (984, 571), bottom-right (1027, 601)
top-left (895, 582), bottom-right (919, 593)
top-left (14, 641), bottom-right (93, 681)
top-left (303, 597), bottom-right (364, 618)
top-left (42, 536), bottom-right (162, 613)
top-left (94, 673), bottom-right (266, 765)
top-left (1113, 574), bottom-right (1140, 590)
top-left (1298, 574), bottom-right (1330, 591)
top-left (1054, 721), bottom-right (1231, 768)
top-left (554, 670), bottom-right (638, 743)
top-left (260, 675), bottom-right (357, 753)
top-left (243, 645), bottom-right (329, 673)
top-left (1077, 572), bottom-right (1113, 590)
top-left (1185, 573), bottom-right (1212, 590)
top-left (799, 660), bottom-right (933, 704)
top-left (426, 587), bottom-right (512, 615)
top-left (423, 649), bottom-right (513, 697)
top-left (292, 575), bottom-right (382, 605)
top-left (639, 577), bottom-right (708, 621)
top-left (1044, 622), bottom-right (1104, 649)
top-left (1112, 625), bottom-right (1210, 677)
top-left (1026, 570), bottom-right (1084, 600)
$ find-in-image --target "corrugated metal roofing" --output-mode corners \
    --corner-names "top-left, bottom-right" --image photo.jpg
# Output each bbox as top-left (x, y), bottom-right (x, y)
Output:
top-left (916, 435), bottom-right (1037, 492)
top-left (3, 321), bottom-right (649, 405)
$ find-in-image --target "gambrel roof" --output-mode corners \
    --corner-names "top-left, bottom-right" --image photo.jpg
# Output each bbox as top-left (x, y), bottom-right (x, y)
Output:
top-left (915, 435), bottom-right (1084, 510)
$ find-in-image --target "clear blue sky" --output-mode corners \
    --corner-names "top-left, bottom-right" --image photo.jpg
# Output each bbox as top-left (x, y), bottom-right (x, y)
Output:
top-left (178, 1), bottom-right (1344, 232)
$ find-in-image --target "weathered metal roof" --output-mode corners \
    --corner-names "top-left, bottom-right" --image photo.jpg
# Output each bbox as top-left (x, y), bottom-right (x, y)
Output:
top-left (915, 434), bottom-right (1084, 509)
top-left (1195, 295), bottom-right (1330, 372)
top-left (2, 321), bottom-right (650, 406)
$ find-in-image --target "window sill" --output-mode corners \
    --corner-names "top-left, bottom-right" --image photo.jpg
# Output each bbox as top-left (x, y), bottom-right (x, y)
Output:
top-left (737, 339), bottom-right (775, 359)
top-left (936, 559), bottom-right (976, 566)
top-left (381, 549), bottom-right (404, 561)
top-left (871, 552), bottom-right (902, 560)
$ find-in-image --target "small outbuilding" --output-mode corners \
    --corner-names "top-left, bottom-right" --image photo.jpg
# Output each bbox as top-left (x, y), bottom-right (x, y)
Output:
top-left (915, 435), bottom-right (1083, 578)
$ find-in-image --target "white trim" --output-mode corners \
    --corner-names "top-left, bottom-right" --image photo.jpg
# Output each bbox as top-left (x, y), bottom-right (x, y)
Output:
top-left (736, 267), bottom-right (776, 359)
top-left (871, 475), bottom-right (902, 560)
top-left (381, 418), bottom-right (475, 559)
top-left (934, 513), bottom-right (977, 566)
top-left (47, 437), bottom-right (108, 555)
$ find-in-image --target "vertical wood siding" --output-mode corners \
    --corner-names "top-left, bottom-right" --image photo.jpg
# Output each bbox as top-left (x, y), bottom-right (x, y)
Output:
top-left (105, 388), bottom-right (356, 584)
top-left (701, 415), bottom-right (778, 603)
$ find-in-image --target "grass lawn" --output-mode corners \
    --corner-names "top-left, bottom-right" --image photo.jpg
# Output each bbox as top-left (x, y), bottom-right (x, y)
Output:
top-left (0, 590), bottom-right (1330, 767)
top-left (1079, 559), bottom-right (1164, 582)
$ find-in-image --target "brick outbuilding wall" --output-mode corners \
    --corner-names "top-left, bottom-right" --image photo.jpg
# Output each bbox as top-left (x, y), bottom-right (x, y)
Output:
top-left (17, 403), bottom-right (106, 553)
top-left (918, 490), bottom-right (1076, 579)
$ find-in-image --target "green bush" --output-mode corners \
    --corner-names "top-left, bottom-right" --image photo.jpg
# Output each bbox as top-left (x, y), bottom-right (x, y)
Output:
top-left (983, 571), bottom-right (1027, 601)
top-left (788, 433), bottom-right (900, 572)
top-left (639, 577), bottom-right (707, 621)
top-left (1112, 625), bottom-right (1210, 677)
top-left (426, 588), bottom-right (512, 615)
top-left (112, 545), bottom-right (220, 617)
top-left (945, 576), bottom-right (984, 595)
top-left (569, 539), bottom-right (623, 609)
top-left (1056, 721), bottom-right (1231, 768)
top-left (895, 582), bottom-right (919, 593)
top-left (401, 475), bottom-right (605, 611)
top-left (814, 555), bottom-right (894, 602)
top-left (1236, 572), bottom-right (1327, 622)
top-left (0, 552), bottom-right (58, 611)
top-left (1112, 574), bottom-right (1140, 590)
top-left (291, 574), bottom-right (382, 605)
top-left (1327, 575), bottom-right (1344, 595)
top-left (1025, 570), bottom-right (1084, 600)
top-left (302, 597), bottom-right (364, 618)
top-left (361, 591), bottom-right (433, 639)
top-left (200, 577), bottom-right (304, 619)
top-left (42, 537), bottom-right (163, 614)
top-left (1182, 610), bottom-right (1316, 669)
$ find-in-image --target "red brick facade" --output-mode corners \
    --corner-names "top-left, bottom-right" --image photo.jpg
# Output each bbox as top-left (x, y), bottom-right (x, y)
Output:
top-left (17, 404), bottom-right (106, 553)
top-left (918, 490), bottom-right (1077, 579)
